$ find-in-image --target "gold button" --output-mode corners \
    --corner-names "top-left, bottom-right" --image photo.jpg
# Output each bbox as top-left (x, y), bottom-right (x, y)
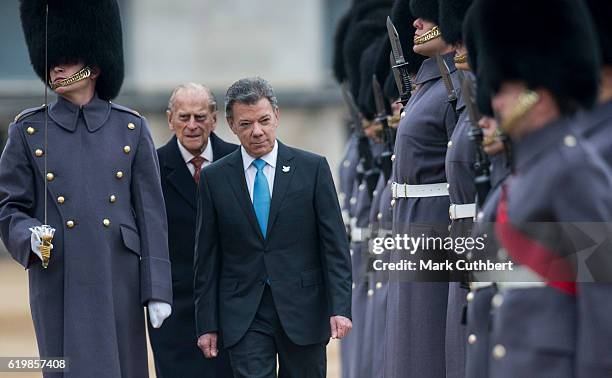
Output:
top-left (27, 127), bottom-right (36, 135)
top-left (343, 160), bottom-right (350, 168)
top-left (492, 344), bottom-right (506, 359)
top-left (391, 154), bottom-right (396, 162)
top-left (376, 282), bottom-right (383, 289)
top-left (127, 122), bottom-right (135, 130)
top-left (400, 111), bottom-right (406, 118)
top-left (564, 135), bottom-right (577, 147)
top-left (359, 183), bottom-right (366, 191)
top-left (391, 199), bottom-right (396, 207)
top-left (447, 141), bottom-right (453, 148)
top-left (468, 334), bottom-right (477, 345)
top-left (350, 197), bottom-right (357, 205)
top-left (35, 149), bottom-right (44, 157)
top-left (352, 282), bottom-right (356, 290)
top-left (491, 293), bottom-right (504, 308)
top-left (466, 292), bottom-right (475, 302)
top-left (367, 289), bottom-right (374, 297)
top-left (377, 212), bottom-right (383, 221)
top-left (109, 195), bottom-right (117, 203)
top-left (103, 218), bottom-right (111, 227)
top-left (66, 220), bottom-right (75, 228)
top-left (116, 171), bottom-right (124, 179)
top-left (46, 172), bottom-right (55, 181)
top-left (123, 145), bottom-right (131, 154)
top-left (57, 196), bottom-right (65, 204)
top-left (373, 190), bottom-right (378, 197)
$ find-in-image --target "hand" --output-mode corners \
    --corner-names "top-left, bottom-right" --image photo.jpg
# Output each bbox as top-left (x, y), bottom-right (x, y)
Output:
top-left (197, 332), bottom-right (218, 358)
top-left (330, 315), bottom-right (352, 340)
top-left (148, 301), bottom-right (172, 328)
top-left (29, 229), bottom-right (46, 261)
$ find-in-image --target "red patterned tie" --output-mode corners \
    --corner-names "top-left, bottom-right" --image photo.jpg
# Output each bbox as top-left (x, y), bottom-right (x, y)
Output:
top-left (190, 156), bottom-right (206, 184)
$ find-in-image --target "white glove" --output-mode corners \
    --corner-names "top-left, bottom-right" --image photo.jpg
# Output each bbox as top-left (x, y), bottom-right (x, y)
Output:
top-left (29, 226), bottom-right (54, 262)
top-left (148, 301), bottom-right (172, 328)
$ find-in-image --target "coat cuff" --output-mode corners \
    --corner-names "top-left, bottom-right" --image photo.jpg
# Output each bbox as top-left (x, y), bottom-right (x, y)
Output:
top-left (140, 256), bottom-right (173, 305)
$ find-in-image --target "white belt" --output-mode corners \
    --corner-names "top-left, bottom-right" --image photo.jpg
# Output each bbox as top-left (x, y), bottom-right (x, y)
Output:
top-left (469, 281), bottom-right (494, 291)
top-left (449, 203), bottom-right (476, 220)
top-left (495, 281), bottom-right (546, 291)
top-left (351, 227), bottom-right (371, 242)
top-left (378, 228), bottom-right (393, 238)
top-left (391, 182), bottom-right (449, 199)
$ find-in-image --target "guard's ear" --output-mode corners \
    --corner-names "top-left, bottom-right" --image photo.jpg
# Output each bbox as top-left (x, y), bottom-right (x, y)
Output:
top-left (90, 66), bottom-right (101, 80)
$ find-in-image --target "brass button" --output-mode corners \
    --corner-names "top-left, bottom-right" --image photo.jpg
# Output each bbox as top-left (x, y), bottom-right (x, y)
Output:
top-left (376, 282), bottom-right (383, 289)
top-left (103, 218), bottom-right (111, 227)
top-left (468, 334), bottom-right (477, 345)
top-left (564, 135), bottom-right (577, 147)
top-left (492, 344), bottom-right (506, 359)
top-left (367, 289), bottom-right (374, 297)
top-left (391, 154), bottom-right (396, 162)
top-left (447, 141), bottom-right (453, 148)
top-left (66, 220), bottom-right (75, 228)
top-left (27, 127), bottom-right (36, 135)
top-left (35, 149), bottom-right (44, 157)
top-left (109, 195), bottom-right (117, 203)
top-left (127, 122), bottom-right (136, 130)
top-left (57, 196), bottom-right (65, 204)
top-left (343, 160), bottom-right (350, 168)
top-left (352, 282), bottom-right (356, 290)
top-left (373, 190), bottom-right (378, 197)
top-left (46, 172), bottom-right (55, 181)
top-left (123, 145), bottom-right (131, 154)
top-left (359, 183), bottom-right (366, 191)
top-left (466, 292), bottom-right (475, 302)
top-left (377, 212), bottom-right (383, 221)
top-left (116, 171), bottom-right (124, 179)
top-left (391, 199), bottom-right (396, 207)
top-left (491, 293), bottom-right (504, 308)
top-left (350, 197), bottom-right (357, 205)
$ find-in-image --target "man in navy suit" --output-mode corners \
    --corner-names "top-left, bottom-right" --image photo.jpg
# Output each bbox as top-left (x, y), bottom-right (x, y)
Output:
top-left (149, 83), bottom-right (235, 377)
top-left (194, 77), bottom-right (353, 377)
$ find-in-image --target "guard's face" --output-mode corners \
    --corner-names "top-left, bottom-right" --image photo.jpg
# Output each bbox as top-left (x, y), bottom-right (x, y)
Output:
top-left (413, 18), bottom-right (447, 57)
top-left (49, 62), bottom-right (98, 95)
top-left (479, 116), bottom-right (504, 155)
top-left (492, 81), bottom-right (534, 137)
top-left (454, 44), bottom-right (470, 71)
top-left (168, 90), bottom-right (217, 156)
top-left (228, 98), bottom-right (279, 158)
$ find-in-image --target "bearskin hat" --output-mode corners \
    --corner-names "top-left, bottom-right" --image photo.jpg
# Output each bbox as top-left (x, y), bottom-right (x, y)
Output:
top-left (438, 0), bottom-right (472, 46)
top-left (410, 0), bottom-right (439, 24)
top-left (584, 0), bottom-right (612, 67)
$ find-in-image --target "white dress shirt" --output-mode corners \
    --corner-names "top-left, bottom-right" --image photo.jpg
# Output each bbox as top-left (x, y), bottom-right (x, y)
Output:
top-left (177, 138), bottom-right (213, 175)
top-left (241, 141), bottom-right (277, 202)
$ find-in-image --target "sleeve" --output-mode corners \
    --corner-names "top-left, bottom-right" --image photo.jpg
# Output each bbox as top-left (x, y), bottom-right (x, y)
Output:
top-left (193, 168), bottom-right (221, 336)
top-left (0, 123), bottom-right (42, 269)
top-left (130, 117), bottom-right (173, 305)
top-left (314, 157), bottom-right (353, 319)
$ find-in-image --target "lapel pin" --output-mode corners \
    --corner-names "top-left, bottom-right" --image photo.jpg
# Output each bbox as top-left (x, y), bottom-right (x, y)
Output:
top-left (282, 166), bottom-right (291, 173)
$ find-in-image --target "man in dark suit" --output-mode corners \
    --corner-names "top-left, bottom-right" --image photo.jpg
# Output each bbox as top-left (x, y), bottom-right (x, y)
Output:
top-left (149, 83), bottom-right (235, 378)
top-left (194, 77), bottom-right (352, 377)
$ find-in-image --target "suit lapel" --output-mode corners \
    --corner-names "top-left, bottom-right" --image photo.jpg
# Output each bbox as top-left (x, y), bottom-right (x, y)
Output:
top-left (164, 137), bottom-right (197, 209)
top-left (267, 142), bottom-right (296, 234)
top-left (226, 150), bottom-right (265, 241)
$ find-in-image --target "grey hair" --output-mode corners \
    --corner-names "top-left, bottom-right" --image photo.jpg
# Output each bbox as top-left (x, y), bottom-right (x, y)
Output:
top-left (224, 77), bottom-right (278, 118)
top-left (167, 82), bottom-right (217, 113)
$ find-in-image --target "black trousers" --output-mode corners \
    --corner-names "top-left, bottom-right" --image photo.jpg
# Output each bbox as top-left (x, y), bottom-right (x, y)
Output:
top-left (228, 286), bottom-right (327, 378)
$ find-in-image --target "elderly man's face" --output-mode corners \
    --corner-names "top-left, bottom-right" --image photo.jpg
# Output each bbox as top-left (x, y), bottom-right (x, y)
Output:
top-left (228, 98), bottom-right (279, 158)
top-left (167, 89), bottom-right (217, 156)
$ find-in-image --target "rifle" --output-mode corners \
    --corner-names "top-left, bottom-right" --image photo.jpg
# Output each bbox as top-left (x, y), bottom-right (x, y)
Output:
top-left (372, 74), bottom-right (394, 182)
top-left (460, 75), bottom-right (491, 207)
top-left (340, 83), bottom-right (380, 197)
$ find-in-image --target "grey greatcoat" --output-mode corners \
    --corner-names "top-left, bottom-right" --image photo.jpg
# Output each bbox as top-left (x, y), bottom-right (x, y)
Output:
top-left (0, 94), bottom-right (172, 378)
top-left (385, 52), bottom-right (461, 378)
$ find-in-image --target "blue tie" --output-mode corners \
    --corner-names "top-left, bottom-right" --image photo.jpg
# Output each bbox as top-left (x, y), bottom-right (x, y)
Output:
top-left (252, 159), bottom-right (271, 237)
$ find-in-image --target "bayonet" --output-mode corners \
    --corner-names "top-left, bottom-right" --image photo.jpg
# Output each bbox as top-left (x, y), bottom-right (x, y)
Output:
top-left (435, 53), bottom-right (458, 117)
top-left (387, 17), bottom-right (413, 106)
